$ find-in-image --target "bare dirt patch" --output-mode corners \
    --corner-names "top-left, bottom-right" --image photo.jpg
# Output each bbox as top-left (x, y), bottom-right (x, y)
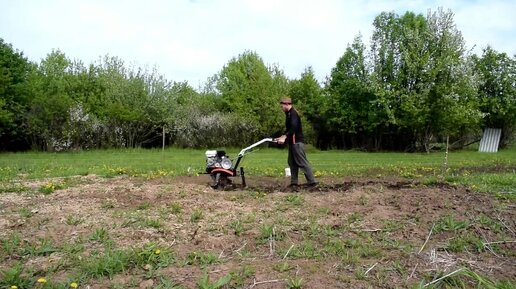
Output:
top-left (1, 175), bottom-right (514, 288)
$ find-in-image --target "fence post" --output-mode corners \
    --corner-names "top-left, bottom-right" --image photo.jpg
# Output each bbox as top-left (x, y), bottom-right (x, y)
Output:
top-left (440, 136), bottom-right (449, 181)
top-left (161, 126), bottom-right (165, 165)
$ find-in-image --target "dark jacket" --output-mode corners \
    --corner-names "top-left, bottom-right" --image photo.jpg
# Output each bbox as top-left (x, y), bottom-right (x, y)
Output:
top-left (284, 107), bottom-right (304, 144)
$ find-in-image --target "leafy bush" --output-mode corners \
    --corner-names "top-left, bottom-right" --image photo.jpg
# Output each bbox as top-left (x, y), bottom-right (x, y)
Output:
top-left (172, 109), bottom-right (260, 148)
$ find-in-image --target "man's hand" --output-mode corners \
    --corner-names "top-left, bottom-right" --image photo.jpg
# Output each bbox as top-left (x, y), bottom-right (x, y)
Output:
top-left (276, 135), bottom-right (287, 144)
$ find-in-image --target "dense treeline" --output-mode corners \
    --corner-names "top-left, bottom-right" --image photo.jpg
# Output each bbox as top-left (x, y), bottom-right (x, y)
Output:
top-left (1, 9), bottom-right (515, 152)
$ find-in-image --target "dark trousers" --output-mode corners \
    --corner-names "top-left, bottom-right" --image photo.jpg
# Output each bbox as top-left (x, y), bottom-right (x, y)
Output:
top-left (288, 142), bottom-right (316, 185)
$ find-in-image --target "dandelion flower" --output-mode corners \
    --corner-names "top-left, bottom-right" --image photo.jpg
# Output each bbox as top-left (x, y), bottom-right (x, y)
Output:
top-left (70, 282), bottom-right (78, 288)
top-left (11, 286), bottom-right (18, 289)
top-left (154, 249), bottom-right (161, 255)
top-left (37, 278), bottom-right (47, 283)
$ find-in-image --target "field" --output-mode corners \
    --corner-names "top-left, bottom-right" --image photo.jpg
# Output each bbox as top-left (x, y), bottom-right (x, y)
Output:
top-left (0, 148), bottom-right (515, 288)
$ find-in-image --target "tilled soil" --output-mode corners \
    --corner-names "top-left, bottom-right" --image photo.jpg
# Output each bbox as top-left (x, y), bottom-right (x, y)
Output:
top-left (0, 175), bottom-right (514, 288)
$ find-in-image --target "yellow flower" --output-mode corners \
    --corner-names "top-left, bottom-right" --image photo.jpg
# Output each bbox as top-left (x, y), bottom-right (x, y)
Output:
top-left (37, 278), bottom-right (47, 283)
top-left (154, 249), bottom-right (161, 255)
top-left (11, 286), bottom-right (18, 289)
top-left (70, 282), bottom-right (78, 288)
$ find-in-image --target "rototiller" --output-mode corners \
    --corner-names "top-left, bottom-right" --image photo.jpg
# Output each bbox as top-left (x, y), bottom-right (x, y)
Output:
top-left (204, 138), bottom-right (276, 189)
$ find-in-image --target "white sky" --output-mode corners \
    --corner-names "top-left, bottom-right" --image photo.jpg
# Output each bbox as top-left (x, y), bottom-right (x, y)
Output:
top-left (1, 0), bottom-right (515, 88)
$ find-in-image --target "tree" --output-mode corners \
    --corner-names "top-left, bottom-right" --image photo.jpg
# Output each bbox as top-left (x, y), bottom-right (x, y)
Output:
top-left (325, 35), bottom-right (394, 149)
top-left (288, 66), bottom-right (323, 146)
top-left (94, 56), bottom-right (165, 148)
top-left (290, 66), bottom-right (322, 121)
top-left (0, 38), bottom-right (33, 150)
top-left (65, 61), bottom-right (107, 149)
top-left (473, 47), bottom-right (516, 147)
top-left (369, 9), bottom-right (480, 151)
top-left (215, 51), bottom-right (286, 138)
top-left (26, 49), bottom-right (74, 150)
top-left (420, 9), bottom-right (480, 150)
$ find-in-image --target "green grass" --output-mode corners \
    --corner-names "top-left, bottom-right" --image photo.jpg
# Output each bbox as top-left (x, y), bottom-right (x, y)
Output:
top-left (79, 247), bottom-right (135, 279)
top-left (0, 146), bottom-right (514, 194)
top-left (416, 267), bottom-right (516, 289)
top-left (0, 147), bottom-right (513, 178)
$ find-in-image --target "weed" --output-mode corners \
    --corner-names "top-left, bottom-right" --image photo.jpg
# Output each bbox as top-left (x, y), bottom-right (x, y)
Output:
top-left (109, 278), bottom-right (138, 289)
top-left (476, 214), bottom-right (503, 233)
top-left (285, 194), bottom-right (304, 206)
top-left (133, 243), bottom-right (174, 268)
top-left (356, 242), bottom-right (382, 258)
top-left (259, 224), bottom-right (274, 241)
top-left (120, 212), bottom-right (139, 228)
top-left (286, 276), bottom-right (303, 289)
top-left (338, 238), bottom-right (381, 258)
top-left (434, 215), bottom-right (470, 233)
top-left (281, 241), bottom-right (320, 259)
top-left (18, 207), bottom-right (34, 218)
top-left (177, 190), bottom-right (188, 198)
top-left (21, 237), bottom-right (58, 256)
top-left (323, 224), bottom-right (339, 238)
top-left (249, 190), bottom-right (267, 199)
top-left (196, 271), bottom-right (231, 289)
top-left (105, 166), bottom-right (130, 177)
top-left (380, 235), bottom-right (413, 254)
top-left (169, 202), bottom-right (183, 214)
top-left (341, 251), bottom-right (359, 266)
top-left (415, 267), bottom-right (516, 288)
top-left (447, 237), bottom-right (469, 253)
top-left (230, 219), bottom-right (245, 236)
top-left (0, 262), bottom-right (35, 289)
top-left (446, 233), bottom-right (484, 253)
top-left (138, 201), bottom-right (151, 210)
top-left (191, 209), bottom-right (203, 223)
top-left (1, 233), bottom-right (22, 256)
top-left (242, 213), bottom-right (256, 223)
top-left (39, 181), bottom-right (64, 194)
top-left (0, 184), bottom-right (29, 193)
top-left (258, 224), bottom-right (284, 243)
top-left (359, 195), bottom-right (369, 205)
top-left (273, 261), bottom-right (293, 273)
top-left (89, 227), bottom-right (109, 242)
top-left (372, 268), bottom-right (387, 286)
top-left (229, 265), bottom-right (255, 287)
top-left (354, 267), bottom-right (367, 280)
top-left (101, 200), bottom-right (115, 209)
top-left (324, 239), bottom-right (346, 256)
top-left (185, 251), bottom-right (219, 267)
top-left (33, 278), bottom-right (80, 289)
top-left (307, 221), bottom-right (321, 240)
top-left (38, 217), bottom-right (51, 228)
top-left (463, 268), bottom-right (516, 288)
top-left (392, 260), bottom-right (407, 276)
top-left (318, 207), bottom-right (331, 215)
top-left (347, 212), bottom-right (363, 224)
top-left (154, 276), bottom-right (185, 289)
top-left (61, 240), bottom-right (85, 254)
top-left (382, 219), bottom-right (403, 232)
top-left (146, 169), bottom-right (170, 179)
top-left (143, 218), bottom-right (162, 229)
top-left (343, 238), bottom-right (360, 249)
top-left (80, 248), bottom-right (134, 278)
top-left (65, 214), bottom-right (84, 225)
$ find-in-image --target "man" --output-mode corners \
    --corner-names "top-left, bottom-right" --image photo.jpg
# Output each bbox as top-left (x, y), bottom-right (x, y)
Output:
top-left (275, 96), bottom-right (317, 188)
